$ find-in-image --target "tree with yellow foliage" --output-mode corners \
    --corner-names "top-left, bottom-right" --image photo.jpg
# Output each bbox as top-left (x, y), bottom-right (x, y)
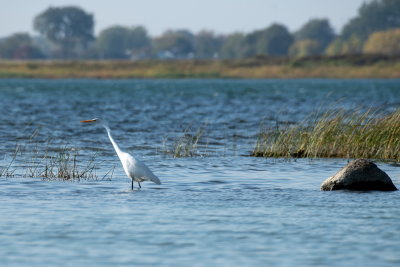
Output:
top-left (289, 39), bottom-right (320, 57)
top-left (325, 35), bottom-right (364, 56)
top-left (364, 28), bottom-right (400, 55)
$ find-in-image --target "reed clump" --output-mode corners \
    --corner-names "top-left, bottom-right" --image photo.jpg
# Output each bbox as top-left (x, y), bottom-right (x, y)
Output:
top-left (0, 145), bottom-right (19, 177)
top-left (252, 108), bottom-right (400, 161)
top-left (26, 147), bottom-right (99, 180)
top-left (0, 127), bottom-right (112, 180)
top-left (163, 124), bottom-right (208, 157)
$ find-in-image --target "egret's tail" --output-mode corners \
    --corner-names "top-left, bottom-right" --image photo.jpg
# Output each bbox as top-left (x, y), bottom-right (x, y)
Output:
top-left (151, 174), bottom-right (162, 185)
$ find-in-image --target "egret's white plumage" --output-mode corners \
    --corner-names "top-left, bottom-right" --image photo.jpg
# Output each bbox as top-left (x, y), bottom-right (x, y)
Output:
top-left (81, 119), bottom-right (161, 189)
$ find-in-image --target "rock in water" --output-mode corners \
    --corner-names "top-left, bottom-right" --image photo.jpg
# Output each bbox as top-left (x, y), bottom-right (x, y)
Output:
top-left (321, 159), bottom-right (397, 191)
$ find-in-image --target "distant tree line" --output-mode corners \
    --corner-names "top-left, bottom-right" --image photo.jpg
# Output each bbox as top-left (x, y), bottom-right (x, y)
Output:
top-left (1, 0), bottom-right (400, 60)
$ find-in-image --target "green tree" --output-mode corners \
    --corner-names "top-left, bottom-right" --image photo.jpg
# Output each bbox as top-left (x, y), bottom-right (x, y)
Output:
top-left (289, 39), bottom-right (321, 57)
top-left (325, 38), bottom-right (344, 56)
top-left (97, 26), bottom-right (129, 58)
top-left (33, 6), bottom-right (94, 58)
top-left (193, 30), bottom-right (223, 59)
top-left (341, 35), bottom-right (364, 54)
top-left (32, 36), bottom-right (52, 58)
top-left (219, 33), bottom-right (246, 59)
top-left (96, 26), bottom-right (150, 59)
top-left (324, 35), bottom-right (363, 55)
top-left (295, 19), bottom-right (335, 53)
top-left (127, 26), bottom-right (150, 52)
top-left (243, 24), bottom-right (293, 57)
top-left (0, 33), bottom-right (44, 59)
top-left (364, 28), bottom-right (400, 55)
top-left (342, 0), bottom-right (400, 41)
top-left (152, 30), bottom-right (194, 59)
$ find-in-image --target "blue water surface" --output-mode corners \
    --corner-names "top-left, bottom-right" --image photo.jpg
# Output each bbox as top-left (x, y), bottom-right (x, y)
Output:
top-left (0, 79), bottom-right (400, 266)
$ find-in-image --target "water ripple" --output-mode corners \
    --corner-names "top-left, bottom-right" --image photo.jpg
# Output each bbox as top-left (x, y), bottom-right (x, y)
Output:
top-left (1, 79), bottom-right (400, 266)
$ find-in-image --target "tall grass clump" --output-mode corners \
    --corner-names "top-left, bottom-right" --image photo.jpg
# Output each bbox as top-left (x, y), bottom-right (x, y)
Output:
top-left (252, 108), bottom-right (400, 161)
top-left (163, 124), bottom-right (208, 157)
top-left (26, 147), bottom-right (99, 180)
top-left (0, 127), bottom-right (113, 181)
top-left (0, 145), bottom-right (20, 177)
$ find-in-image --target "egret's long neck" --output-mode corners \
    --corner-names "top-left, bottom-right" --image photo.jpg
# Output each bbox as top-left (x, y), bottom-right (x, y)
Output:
top-left (103, 125), bottom-right (123, 157)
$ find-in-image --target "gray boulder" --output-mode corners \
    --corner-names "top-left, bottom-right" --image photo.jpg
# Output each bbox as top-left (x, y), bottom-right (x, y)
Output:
top-left (321, 159), bottom-right (397, 191)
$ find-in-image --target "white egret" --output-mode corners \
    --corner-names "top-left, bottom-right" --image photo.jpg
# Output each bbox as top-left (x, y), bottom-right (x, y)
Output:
top-left (80, 118), bottom-right (161, 189)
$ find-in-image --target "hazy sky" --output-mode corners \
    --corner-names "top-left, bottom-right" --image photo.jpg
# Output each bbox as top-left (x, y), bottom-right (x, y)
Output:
top-left (0, 0), bottom-right (367, 37)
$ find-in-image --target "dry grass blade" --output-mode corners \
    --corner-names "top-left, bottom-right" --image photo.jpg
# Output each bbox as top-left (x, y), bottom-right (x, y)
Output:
top-left (0, 144), bottom-right (20, 177)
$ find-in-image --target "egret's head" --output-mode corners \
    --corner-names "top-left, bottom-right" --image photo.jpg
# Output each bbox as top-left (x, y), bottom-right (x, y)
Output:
top-left (80, 118), bottom-right (100, 124)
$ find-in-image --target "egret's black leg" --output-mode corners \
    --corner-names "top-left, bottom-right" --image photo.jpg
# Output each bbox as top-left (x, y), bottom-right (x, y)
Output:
top-left (131, 179), bottom-right (134, 190)
top-left (138, 182), bottom-right (141, 189)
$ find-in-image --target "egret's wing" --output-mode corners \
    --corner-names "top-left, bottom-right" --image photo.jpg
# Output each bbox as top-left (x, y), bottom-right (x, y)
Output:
top-left (125, 153), bottom-right (161, 185)
top-left (135, 159), bottom-right (161, 184)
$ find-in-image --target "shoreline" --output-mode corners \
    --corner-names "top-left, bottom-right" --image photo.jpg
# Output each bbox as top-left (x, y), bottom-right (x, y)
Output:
top-left (1, 55), bottom-right (399, 79)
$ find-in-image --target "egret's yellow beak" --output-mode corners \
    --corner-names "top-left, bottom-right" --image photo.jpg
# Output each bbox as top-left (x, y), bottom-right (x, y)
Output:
top-left (80, 119), bottom-right (97, 123)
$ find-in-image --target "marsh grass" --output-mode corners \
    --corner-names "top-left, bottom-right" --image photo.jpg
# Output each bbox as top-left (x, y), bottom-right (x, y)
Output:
top-left (0, 128), bottom-right (113, 181)
top-left (163, 124), bottom-right (208, 157)
top-left (25, 147), bottom-right (99, 181)
top-left (0, 145), bottom-right (20, 177)
top-left (252, 108), bottom-right (400, 161)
